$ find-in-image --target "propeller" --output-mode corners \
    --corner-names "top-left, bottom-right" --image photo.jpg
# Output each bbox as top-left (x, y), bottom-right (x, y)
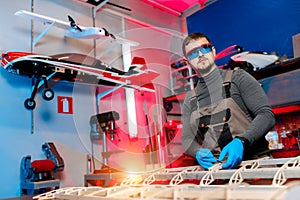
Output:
top-left (102, 27), bottom-right (116, 39)
top-left (68, 15), bottom-right (82, 32)
top-left (87, 0), bottom-right (131, 11)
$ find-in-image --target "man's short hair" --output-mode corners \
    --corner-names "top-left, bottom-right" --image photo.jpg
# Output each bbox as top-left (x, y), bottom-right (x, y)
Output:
top-left (182, 32), bottom-right (211, 56)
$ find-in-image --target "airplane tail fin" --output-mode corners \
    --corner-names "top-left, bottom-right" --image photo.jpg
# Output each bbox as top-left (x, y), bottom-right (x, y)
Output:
top-left (131, 57), bottom-right (147, 70)
top-left (131, 57), bottom-right (155, 91)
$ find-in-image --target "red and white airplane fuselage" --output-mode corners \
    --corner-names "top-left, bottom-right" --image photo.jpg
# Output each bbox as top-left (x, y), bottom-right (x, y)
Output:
top-left (1, 52), bottom-right (159, 110)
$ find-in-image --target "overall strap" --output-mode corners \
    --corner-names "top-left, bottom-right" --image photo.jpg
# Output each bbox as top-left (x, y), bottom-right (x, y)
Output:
top-left (190, 89), bottom-right (198, 109)
top-left (223, 70), bottom-right (234, 98)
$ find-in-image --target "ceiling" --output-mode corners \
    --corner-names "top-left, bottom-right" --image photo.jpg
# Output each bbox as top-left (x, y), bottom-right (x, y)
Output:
top-left (77, 0), bottom-right (216, 17)
top-left (142, 0), bottom-right (216, 16)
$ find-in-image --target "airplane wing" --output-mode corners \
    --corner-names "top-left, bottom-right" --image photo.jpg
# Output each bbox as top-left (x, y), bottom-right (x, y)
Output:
top-left (113, 35), bottom-right (140, 46)
top-left (38, 58), bottom-right (158, 91)
top-left (14, 10), bottom-right (76, 30)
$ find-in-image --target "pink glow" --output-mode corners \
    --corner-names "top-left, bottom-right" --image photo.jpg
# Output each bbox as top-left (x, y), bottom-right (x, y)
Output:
top-left (144, 0), bottom-right (207, 13)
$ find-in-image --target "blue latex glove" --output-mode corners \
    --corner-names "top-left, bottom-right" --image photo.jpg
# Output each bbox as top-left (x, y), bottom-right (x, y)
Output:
top-left (196, 148), bottom-right (217, 169)
top-left (218, 138), bottom-right (244, 169)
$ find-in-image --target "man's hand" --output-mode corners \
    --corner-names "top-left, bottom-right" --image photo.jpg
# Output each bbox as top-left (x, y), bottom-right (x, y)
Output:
top-left (218, 138), bottom-right (244, 169)
top-left (196, 148), bottom-right (217, 169)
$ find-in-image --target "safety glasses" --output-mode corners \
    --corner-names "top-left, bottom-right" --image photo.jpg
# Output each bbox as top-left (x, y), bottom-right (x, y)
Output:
top-left (186, 44), bottom-right (213, 61)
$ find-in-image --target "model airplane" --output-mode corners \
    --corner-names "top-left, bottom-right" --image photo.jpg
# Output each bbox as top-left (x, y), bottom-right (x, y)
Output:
top-left (14, 10), bottom-right (139, 46)
top-left (1, 52), bottom-right (159, 110)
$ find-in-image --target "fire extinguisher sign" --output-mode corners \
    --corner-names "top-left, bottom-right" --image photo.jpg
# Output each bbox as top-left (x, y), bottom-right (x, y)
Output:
top-left (57, 96), bottom-right (73, 114)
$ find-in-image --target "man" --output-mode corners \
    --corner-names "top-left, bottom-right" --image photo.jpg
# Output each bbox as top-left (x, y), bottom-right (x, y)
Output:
top-left (181, 32), bottom-right (275, 169)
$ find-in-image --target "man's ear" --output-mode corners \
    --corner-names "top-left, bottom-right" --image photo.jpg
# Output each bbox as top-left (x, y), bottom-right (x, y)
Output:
top-left (212, 46), bottom-right (216, 56)
top-left (185, 57), bottom-right (190, 65)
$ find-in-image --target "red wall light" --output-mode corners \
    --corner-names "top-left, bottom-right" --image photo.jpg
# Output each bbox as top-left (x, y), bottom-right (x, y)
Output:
top-left (272, 105), bottom-right (300, 115)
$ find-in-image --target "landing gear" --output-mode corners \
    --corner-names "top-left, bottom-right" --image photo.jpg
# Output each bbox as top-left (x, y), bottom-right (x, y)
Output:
top-left (24, 77), bottom-right (55, 110)
top-left (24, 98), bottom-right (36, 110)
top-left (42, 88), bottom-right (54, 101)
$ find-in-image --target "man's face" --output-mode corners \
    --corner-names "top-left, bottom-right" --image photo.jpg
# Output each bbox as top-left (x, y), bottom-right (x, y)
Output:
top-left (185, 37), bottom-right (216, 76)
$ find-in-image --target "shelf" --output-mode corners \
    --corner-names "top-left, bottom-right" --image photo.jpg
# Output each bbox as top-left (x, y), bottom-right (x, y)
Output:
top-left (164, 92), bottom-right (187, 102)
top-left (171, 65), bottom-right (190, 74)
top-left (169, 58), bottom-right (196, 96)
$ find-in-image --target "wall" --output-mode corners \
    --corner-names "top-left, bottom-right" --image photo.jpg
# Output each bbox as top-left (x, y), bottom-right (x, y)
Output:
top-left (187, 0), bottom-right (300, 65)
top-left (0, 0), bottom-right (183, 198)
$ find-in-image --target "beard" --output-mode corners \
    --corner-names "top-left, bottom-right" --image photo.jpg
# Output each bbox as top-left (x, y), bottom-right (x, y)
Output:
top-left (196, 58), bottom-right (214, 77)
